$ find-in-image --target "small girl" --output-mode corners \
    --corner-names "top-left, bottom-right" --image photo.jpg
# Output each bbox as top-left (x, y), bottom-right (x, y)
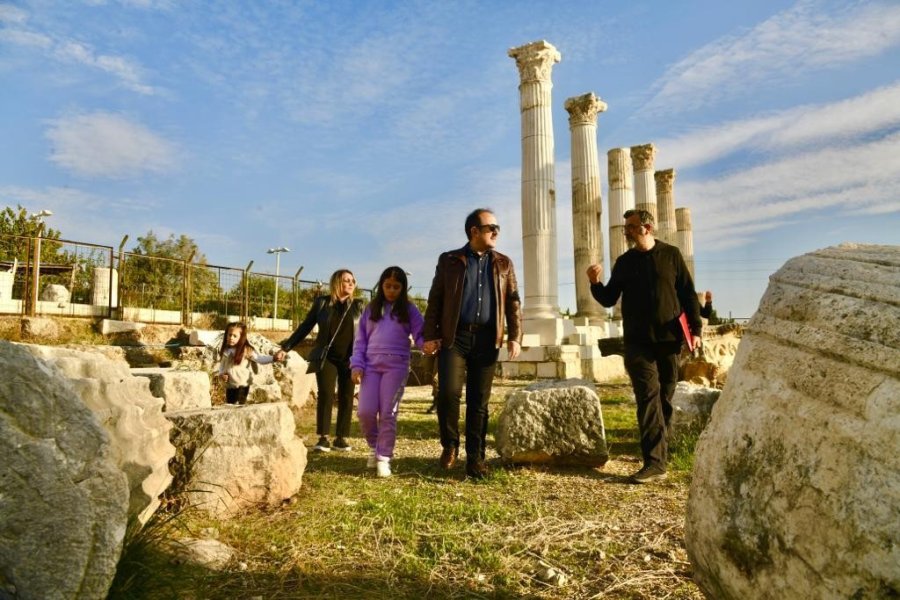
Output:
top-left (351, 266), bottom-right (424, 477)
top-left (218, 321), bottom-right (281, 405)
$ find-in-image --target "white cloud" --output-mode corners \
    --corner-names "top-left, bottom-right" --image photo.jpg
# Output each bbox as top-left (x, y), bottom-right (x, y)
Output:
top-left (0, 7), bottom-right (158, 94)
top-left (0, 4), bottom-right (27, 24)
top-left (682, 131), bottom-right (900, 248)
top-left (45, 112), bottom-right (178, 179)
top-left (645, 0), bottom-right (900, 115)
top-left (657, 81), bottom-right (900, 168)
top-left (53, 40), bottom-right (155, 95)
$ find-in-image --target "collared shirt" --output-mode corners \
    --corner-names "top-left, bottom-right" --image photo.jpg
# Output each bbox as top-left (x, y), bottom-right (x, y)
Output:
top-left (459, 244), bottom-right (495, 326)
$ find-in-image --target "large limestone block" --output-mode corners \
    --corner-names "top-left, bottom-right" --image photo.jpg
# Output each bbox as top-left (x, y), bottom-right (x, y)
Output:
top-left (0, 341), bottom-right (129, 600)
top-left (670, 381), bottom-right (720, 433)
top-left (681, 329), bottom-right (741, 387)
top-left (686, 244), bottom-right (900, 599)
top-left (496, 379), bottom-right (609, 466)
top-left (132, 367), bottom-right (212, 411)
top-left (20, 343), bottom-right (175, 528)
top-left (166, 403), bottom-right (307, 516)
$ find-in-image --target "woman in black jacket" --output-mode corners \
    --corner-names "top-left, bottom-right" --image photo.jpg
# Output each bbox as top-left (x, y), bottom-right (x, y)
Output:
top-left (279, 269), bottom-right (362, 452)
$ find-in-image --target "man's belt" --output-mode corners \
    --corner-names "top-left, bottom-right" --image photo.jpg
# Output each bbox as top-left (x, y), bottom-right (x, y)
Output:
top-left (458, 323), bottom-right (487, 333)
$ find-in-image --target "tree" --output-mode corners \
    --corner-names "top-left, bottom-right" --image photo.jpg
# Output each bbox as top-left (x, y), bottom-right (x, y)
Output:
top-left (0, 204), bottom-right (64, 264)
top-left (121, 231), bottom-right (220, 311)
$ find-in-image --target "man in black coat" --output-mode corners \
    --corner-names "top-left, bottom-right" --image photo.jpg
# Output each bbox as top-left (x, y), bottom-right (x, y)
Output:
top-left (587, 209), bottom-right (702, 483)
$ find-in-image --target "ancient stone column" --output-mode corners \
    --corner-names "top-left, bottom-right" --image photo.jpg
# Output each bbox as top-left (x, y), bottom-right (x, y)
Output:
top-left (631, 143), bottom-right (658, 221)
top-left (607, 148), bottom-right (634, 267)
top-left (676, 207), bottom-right (695, 279)
top-left (565, 92), bottom-right (607, 322)
top-left (655, 169), bottom-right (677, 245)
top-left (509, 40), bottom-right (561, 321)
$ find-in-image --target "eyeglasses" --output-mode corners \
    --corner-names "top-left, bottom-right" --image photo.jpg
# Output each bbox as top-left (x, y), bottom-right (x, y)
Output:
top-left (477, 224), bottom-right (500, 233)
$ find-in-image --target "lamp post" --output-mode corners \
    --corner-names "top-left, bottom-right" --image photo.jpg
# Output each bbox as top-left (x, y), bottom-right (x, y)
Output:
top-left (30, 209), bottom-right (53, 312)
top-left (267, 246), bottom-right (290, 321)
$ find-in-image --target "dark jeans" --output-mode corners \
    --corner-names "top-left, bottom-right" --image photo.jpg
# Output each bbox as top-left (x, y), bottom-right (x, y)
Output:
top-left (315, 357), bottom-right (354, 439)
top-left (437, 329), bottom-right (499, 463)
top-left (225, 385), bottom-right (250, 405)
top-left (624, 342), bottom-right (680, 469)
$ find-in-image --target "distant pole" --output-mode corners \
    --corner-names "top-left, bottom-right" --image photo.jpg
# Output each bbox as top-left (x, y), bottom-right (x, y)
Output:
top-left (30, 209), bottom-right (53, 315)
top-left (267, 247), bottom-right (290, 321)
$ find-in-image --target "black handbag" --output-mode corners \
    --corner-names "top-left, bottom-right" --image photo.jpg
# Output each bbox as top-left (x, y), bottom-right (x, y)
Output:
top-left (306, 300), bottom-right (352, 374)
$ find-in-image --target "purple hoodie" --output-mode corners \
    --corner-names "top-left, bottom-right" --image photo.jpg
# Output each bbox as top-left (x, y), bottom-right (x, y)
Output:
top-left (350, 301), bottom-right (425, 371)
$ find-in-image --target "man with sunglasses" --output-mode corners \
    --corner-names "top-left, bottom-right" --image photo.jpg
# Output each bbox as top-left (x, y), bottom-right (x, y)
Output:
top-left (587, 209), bottom-right (702, 484)
top-left (423, 208), bottom-right (523, 480)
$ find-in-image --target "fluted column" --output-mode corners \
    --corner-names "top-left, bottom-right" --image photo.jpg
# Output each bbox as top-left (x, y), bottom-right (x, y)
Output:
top-left (607, 148), bottom-right (634, 266)
top-left (509, 40), bottom-right (561, 321)
top-left (631, 143), bottom-right (657, 221)
top-left (676, 207), bottom-right (695, 280)
top-left (565, 92), bottom-right (607, 322)
top-left (655, 168), bottom-right (677, 244)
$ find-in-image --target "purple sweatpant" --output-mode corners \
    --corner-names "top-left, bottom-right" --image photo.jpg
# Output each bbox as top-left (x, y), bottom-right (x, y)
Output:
top-left (356, 353), bottom-right (408, 458)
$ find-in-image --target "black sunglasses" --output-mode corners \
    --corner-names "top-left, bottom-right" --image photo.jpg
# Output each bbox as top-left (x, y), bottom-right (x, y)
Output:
top-left (476, 224), bottom-right (500, 233)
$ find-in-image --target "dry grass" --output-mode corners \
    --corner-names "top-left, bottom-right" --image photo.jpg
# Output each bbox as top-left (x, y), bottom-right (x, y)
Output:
top-left (111, 381), bottom-right (701, 600)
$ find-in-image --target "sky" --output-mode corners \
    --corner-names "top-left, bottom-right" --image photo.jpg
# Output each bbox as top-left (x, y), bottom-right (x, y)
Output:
top-left (1, 0), bottom-right (899, 320)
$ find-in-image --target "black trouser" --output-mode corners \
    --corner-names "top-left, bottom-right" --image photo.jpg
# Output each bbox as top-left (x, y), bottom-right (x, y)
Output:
top-left (624, 342), bottom-right (680, 469)
top-left (437, 328), bottom-right (499, 463)
top-left (225, 386), bottom-right (250, 405)
top-left (315, 357), bottom-right (354, 439)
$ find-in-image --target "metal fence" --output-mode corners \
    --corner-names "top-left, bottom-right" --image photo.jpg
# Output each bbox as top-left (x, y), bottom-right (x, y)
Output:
top-left (0, 233), bottom-right (372, 330)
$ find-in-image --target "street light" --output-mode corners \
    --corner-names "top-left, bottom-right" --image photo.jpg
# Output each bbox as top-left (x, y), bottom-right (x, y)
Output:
top-left (30, 209), bottom-right (53, 311)
top-left (266, 246), bottom-right (290, 321)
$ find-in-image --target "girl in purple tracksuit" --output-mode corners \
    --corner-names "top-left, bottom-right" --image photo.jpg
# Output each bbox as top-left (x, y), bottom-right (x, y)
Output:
top-left (350, 266), bottom-right (424, 478)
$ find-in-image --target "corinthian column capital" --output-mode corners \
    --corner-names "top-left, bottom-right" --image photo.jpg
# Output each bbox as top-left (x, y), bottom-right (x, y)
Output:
top-left (564, 92), bottom-right (608, 127)
top-left (508, 40), bottom-right (561, 84)
top-left (654, 168), bottom-right (676, 192)
top-left (630, 143), bottom-right (657, 171)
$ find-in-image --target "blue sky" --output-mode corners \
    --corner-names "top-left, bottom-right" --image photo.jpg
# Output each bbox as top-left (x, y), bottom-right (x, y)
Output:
top-left (2, 0), bottom-right (898, 319)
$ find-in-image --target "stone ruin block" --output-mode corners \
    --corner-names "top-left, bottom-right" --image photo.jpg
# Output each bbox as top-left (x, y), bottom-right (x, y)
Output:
top-left (0, 341), bottom-right (129, 600)
top-left (496, 379), bottom-right (608, 467)
top-left (166, 403), bottom-right (308, 516)
top-left (686, 244), bottom-right (900, 599)
top-left (132, 367), bottom-right (212, 411)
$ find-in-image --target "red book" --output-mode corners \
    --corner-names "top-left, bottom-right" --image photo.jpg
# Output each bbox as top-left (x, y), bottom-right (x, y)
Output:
top-left (678, 311), bottom-right (696, 352)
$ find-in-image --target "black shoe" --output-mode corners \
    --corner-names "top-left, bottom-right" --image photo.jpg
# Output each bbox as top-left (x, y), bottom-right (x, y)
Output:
top-left (439, 446), bottom-right (458, 470)
top-left (332, 438), bottom-right (352, 452)
top-left (313, 436), bottom-right (331, 452)
top-left (466, 460), bottom-right (489, 480)
top-left (630, 464), bottom-right (667, 484)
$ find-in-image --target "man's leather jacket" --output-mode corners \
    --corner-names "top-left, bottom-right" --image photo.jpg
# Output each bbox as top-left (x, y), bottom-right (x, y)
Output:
top-left (424, 244), bottom-right (523, 349)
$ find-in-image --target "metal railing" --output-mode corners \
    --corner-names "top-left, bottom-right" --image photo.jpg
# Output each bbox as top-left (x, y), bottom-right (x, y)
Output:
top-left (0, 232), bottom-right (373, 329)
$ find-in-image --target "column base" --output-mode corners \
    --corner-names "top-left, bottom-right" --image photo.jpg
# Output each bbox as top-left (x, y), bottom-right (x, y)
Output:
top-left (499, 317), bottom-right (625, 383)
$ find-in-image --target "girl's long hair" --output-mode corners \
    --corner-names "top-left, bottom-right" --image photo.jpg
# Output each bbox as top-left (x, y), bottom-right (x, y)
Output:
top-left (328, 268), bottom-right (355, 303)
top-left (369, 266), bottom-right (410, 323)
top-left (220, 322), bottom-right (251, 364)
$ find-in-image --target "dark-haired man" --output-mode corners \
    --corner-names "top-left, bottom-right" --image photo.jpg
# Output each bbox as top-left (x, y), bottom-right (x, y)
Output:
top-left (423, 208), bottom-right (522, 480)
top-left (587, 209), bottom-right (701, 483)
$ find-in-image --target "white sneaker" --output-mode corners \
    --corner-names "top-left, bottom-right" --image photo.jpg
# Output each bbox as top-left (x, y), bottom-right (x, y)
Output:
top-left (376, 458), bottom-right (391, 478)
top-left (367, 451), bottom-right (377, 469)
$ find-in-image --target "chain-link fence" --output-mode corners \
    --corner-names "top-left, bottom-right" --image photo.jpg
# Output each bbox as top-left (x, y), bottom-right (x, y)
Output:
top-left (0, 232), bottom-right (375, 329)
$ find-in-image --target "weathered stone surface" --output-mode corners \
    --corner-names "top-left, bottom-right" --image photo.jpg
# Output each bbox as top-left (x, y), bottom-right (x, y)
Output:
top-left (680, 329), bottom-right (741, 388)
top-left (166, 403), bottom-right (307, 516)
top-left (496, 379), bottom-right (608, 466)
top-left (132, 367), bottom-right (212, 411)
top-left (670, 381), bottom-right (720, 433)
top-left (20, 343), bottom-right (175, 527)
top-left (686, 244), bottom-right (900, 599)
top-left (0, 341), bottom-right (129, 600)
top-left (62, 343), bottom-right (129, 363)
top-left (276, 351), bottom-right (315, 411)
top-left (162, 538), bottom-right (235, 570)
top-left (41, 283), bottom-right (70, 303)
top-left (100, 318), bottom-right (145, 335)
top-left (20, 315), bottom-right (59, 340)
